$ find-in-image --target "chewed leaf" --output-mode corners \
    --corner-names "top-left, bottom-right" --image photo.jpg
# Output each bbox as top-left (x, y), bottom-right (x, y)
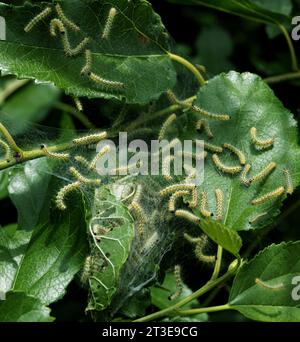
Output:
top-left (0, 0), bottom-right (176, 104)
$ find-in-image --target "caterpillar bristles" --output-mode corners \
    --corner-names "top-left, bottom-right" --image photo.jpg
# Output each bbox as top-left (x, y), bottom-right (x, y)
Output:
top-left (166, 89), bottom-right (179, 105)
top-left (55, 3), bottom-right (80, 32)
top-left (41, 144), bottom-right (69, 161)
top-left (255, 278), bottom-right (284, 291)
top-left (223, 143), bottom-right (246, 165)
top-left (192, 105), bottom-right (231, 121)
top-left (168, 190), bottom-right (190, 212)
top-left (249, 212), bottom-right (268, 225)
top-left (81, 49), bottom-right (92, 75)
top-left (129, 201), bottom-right (145, 235)
top-left (0, 139), bottom-right (11, 160)
top-left (64, 37), bottom-right (90, 57)
top-left (89, 72), bottom-right (124, 91)
top-left (72, 132), bottom-right (107, 146)
top-left (189, 188), bottom-right (198, 209)
top-left (89, 145), bottom-right (110, 170)
top-left (24, 7), bottom-right (52, 33)
top-left (102, 7), bottom-right (117, 39)
top-left (212, 154), bottom-right (242, 175)
top-left (200, 191), bottom-right (213, 218)
top-left (158, 113), bottom-right (177, 141)
top-left (204, 142), bottom-right (223, 153)
top-left (251, 186), bottom-right (285, 205)
top-left (50, 18), bottom-right (66, 36)
top-left (196, 120), bottom-right (213, 138)
top-left (175, 209), bottom-right (200, 224)
top-left (215, 189), bottom-right (223, 221)
top-left (69, 167), bottom-right (101, 186)
top-left (159, 183), bottom-right (196, 197)
top-left (283, 168), bottom-right (294, 194)
top-left (240, 163), bottom-right (252, 187)
top-left (168, 265), bottom-right (183, 301)
top-left (80, 255), bottom-right (92, 284)
top-left (56, 181), bottom-right (81, 210)
top-left (74, 155), bottom-right (90, 168)
top-left (73, 97), bottom-right (83, 112)
top-left (184, 233), bottom-right (215, 264)
top-left (162, 155), bottom-right (174, 181)
top-left (111, 161), bottom-right (143, 175)
top-left (250, 127), bottom-right (274, 150)
top-left (250, 162), bottom-right (276, 184)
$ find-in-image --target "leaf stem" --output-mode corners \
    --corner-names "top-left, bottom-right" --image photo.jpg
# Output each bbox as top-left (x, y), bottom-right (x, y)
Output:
top-left (278, 24), bottom-right (298, 72)
top-left (211, 246), bottom-right (223, 280)
top-left (168, 52), bottom-right (206, 86)
top-left (0, 122), bottom-right (23, 154)
top-left (264, 71), bottom-right (300, 85)
top-left (133, 261), bottom-right (238, 322)
top-left (177, 303), bottom-right (231, 316)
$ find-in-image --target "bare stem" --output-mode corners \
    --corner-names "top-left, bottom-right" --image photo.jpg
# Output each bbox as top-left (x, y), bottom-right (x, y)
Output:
top-left (211, 246), bottom-right (223, 281)
top-left (264, 71), bottom-right (300, 85)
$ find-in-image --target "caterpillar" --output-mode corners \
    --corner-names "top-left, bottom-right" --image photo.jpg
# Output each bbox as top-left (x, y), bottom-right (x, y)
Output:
top-left (204, 142), bottom-right (223, 153)
top-left (166, 89), bottom-right (179, 105)
top-left (102, 7), bottom-right (117, 39)
top-left (215, 188), bottom-right (223, 221)
top-left (200, 191), bottom-right (213, 218)
top-left (175, 209), bottom-right (200, 224)
top-left (111, 160), bottom-right (143, 175)
top-left (89, 72), bottom-right (124, 91)
top-left (196, 120), bottom-right (213, 138)
top-left (80, 255), bottom-right (92, 284)
top-left (168, 265), bottom-right (183, 301)
top-left (89, 145), bottom-right (111, 170)
top-left (74, 155), bottom-right (90, 168)
top-left (69, 167), bottom-right (101, 186)
top-left (162, 155), bottom-right (174, 181)
top-left (0, 139), bottom-right (11, 160)
top-left (81, 49), bottom-right (92, 76)
top-left (192, 105), bottom-right (231, 121)
top-left (24, 7), bottom-right (52, 33)
top-left (72, 132), bottom-right (107, 146)
top-left (168, 190), bottom-right (190, 212)
top-left (255, 278), bottom-right (284, 291)
top-left (283, 168), bottom-right (294, 194)
top-left (160, 183), bottom-right (196, 197)
top-left (158, 113), bottom-right (177, 141)
top-left (249, 212), bottom-right (268, 225)
top-left (184, 233), bottom-right (215, 264)
top-left (250, 162), bottom-right (276, 184)
top-left (41, 144), bottom-right (69, 161)
top-left (50, 18), bottom-right (65, 36)
top-left (56, 181), bottom-right (81, 210)
top-left (250, 127), bottom-right (274, 150)
top-left (251, 186), bottom-right (285, 205)
top-left (55, 3), bottom-right (80, 32)
top-left (212, 154), bottom-right (242, 175)
top-left (223, 143), bottom-right (246, 165)
top-left (129, 201), bottom-right (145, 235)
top-left (189, 188), bottom-right (198, 209)
top-left (240, 164), bottom-right (252, 187)
top-left (141, 231), bottom-right (159, 254)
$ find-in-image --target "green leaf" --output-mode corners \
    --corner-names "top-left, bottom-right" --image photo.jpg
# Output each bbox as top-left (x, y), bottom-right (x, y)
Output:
top-left (0, 170), bottom-right (9, 199)
top-left (229, 241), bottom-right (300, 322)
top-left (187, 71), bottom-right (300, 231)
top-left (0, 291), bottom-right (54, 322)
top-left (87, 187), bottom-right (135, 311)
top-left (0, 0), bottom-right (176, 104)
top-left (199, 219), bottom-right (242, 256)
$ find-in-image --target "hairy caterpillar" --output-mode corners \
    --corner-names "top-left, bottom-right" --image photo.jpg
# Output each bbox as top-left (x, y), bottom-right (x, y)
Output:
top-left (196, 120), bottom-right (213, 138)
top-left (255, 278), bottom-right (284, 291)
top-left (251, 186), bottom-right (285, 205)
top-left (102, 7), bottom-right (117, 39)
top-left (50, 18), bottom-right (65, 36)
top-left (69, 167), bottom-right (101, 186)
top-left (72, 132), bottom-right (107, 146)
top-left (240, 163), bottom-right (252, 187)
top-left (283, 168), bottom-right (294, 194)
top-left (250, 127), bottom-right (274, 150)
top-left (55, 3), bottom-right (80, 32)
top-left (250, 162), bottom-right (276, 184)
top-left (111, 160), bottom-right (143, 175)
top-left (89, 72), bottom-right (124, 91)
top-left (73, 97), bottom-right (83, 112)
top-left (192, 105), bottom-right (231, 121)
top-left (74, 155), bottom-right (90, 168)
top-left (166, 89), bottom-right (179, 105)
top-left (215, 188), bottom-right (223, 221)
top-left (0, 139), bottom-right (11, 160)
top-left (160, 183), bottom-right (196, 197)
top-left (175, 209), bottom-right (200, 224)
top-left (141, 231), bottom-right (159, 254)
top-left (162, 155), bottom-right (174, 181)
top-left (204, 142), bottom-right (223, 153)
top-left (24, 7), bottom-right (52, 33)
top-left (56, 181), bottom-right (81, 210)
top-left (223, 143), bottom-right (246, 165)
top-left (212, 154), bottom-right (242, 174)
top-left (184, 233), bottom-right (215, 264)
top-left (158, 113), bottom-right (177, 141)
top-left (249, 211), bottom-right (268, 225)
top-left (168, 265), bottom-right (183, 301)
top-left (41, 144), bottom-right (69, 161)
top-left (168, 190), bottom-right (190, 212)
top-left (89, 145), bottom-right (110, 170)
top-left (129, 201), bottom-right (145, 235)
top-left (80, 255), bottom-right (92, 284)
top-left (189, 188), bottom-right (198, 209)
top-left (132, 184), bottom-right (143, 204)
top-left (81, 49), bottom-right (92, 75)
top-left (200, 191), bottom-right (213, 218)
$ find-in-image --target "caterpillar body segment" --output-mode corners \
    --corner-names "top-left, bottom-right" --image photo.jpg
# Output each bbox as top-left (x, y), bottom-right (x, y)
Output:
top-left (240, 164), bottom-right (252, 187)
top-left (81, 49), bottom-right (92, 75)
top-left (89, 145), bottom-right (110, 170)
top-left (251, 186), bottom-right (285, 205)
top-left (89, 72), bottom-right (124, 91)
top-left (283, 168), bottom-right (294, 194)
top-left (200, 191), bottom-right (213, 218)
top-left (74, 155), bottom-right (90, 168)
top-left (129, 201), bottom-right (145, 235)
top-left (55, 3), bottom-right (80, 32)
top-left (204, 142), bottom-right (223, 153)
top-left (72, 132), bottom-right (107, 146)
top-left (212, 154), bottom-right (242, 175)
top-left (160, 183), bottom-right (196, 197)
top-left (196, 120), bottom-right (213, 138)
top-left (69, 167), bottom-right (101, 186)
top-left (24, 7), bottom-right (52, 32)
top-left (41, 145), bottom-right (69, 161)
top-left (64, 37), bottom-right (90, 57)
top-left (158, 113), bottom-right (177, 141)
top-left (168, 190), bottom-right (190, 212)
top-left (184, 233), bottom-right (215, 264)
top-left (56, 181), bottom-right (81, 210)
top-left (215, 188), bottom-right (223, 221)
top-left (192, 105), bottom-right (231, 121)
top-left (168, 265), bottom-right (183, 301)
top-left (223, 143), bottom-right (246, 165)
top-left (162, 155), bottom-right (174, 181)
top-left (175, 209), bottom-right (200, 224)
top-left (50, 18), bottom-right (65, 36)
top-left (189, 188), bottom-right (198, 209)
top-left (80, 255), bottom-right (92, 284)
top-left (250, 162), bottom-right (276, 184)
top-left (250, 127), bottom-right (274, 150)
top-left (73, 97), bottom-right (83, 112)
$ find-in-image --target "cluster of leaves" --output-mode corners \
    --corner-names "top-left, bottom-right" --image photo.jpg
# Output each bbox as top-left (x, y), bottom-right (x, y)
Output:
top-left (0, 0), bottom-right (300, 322)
